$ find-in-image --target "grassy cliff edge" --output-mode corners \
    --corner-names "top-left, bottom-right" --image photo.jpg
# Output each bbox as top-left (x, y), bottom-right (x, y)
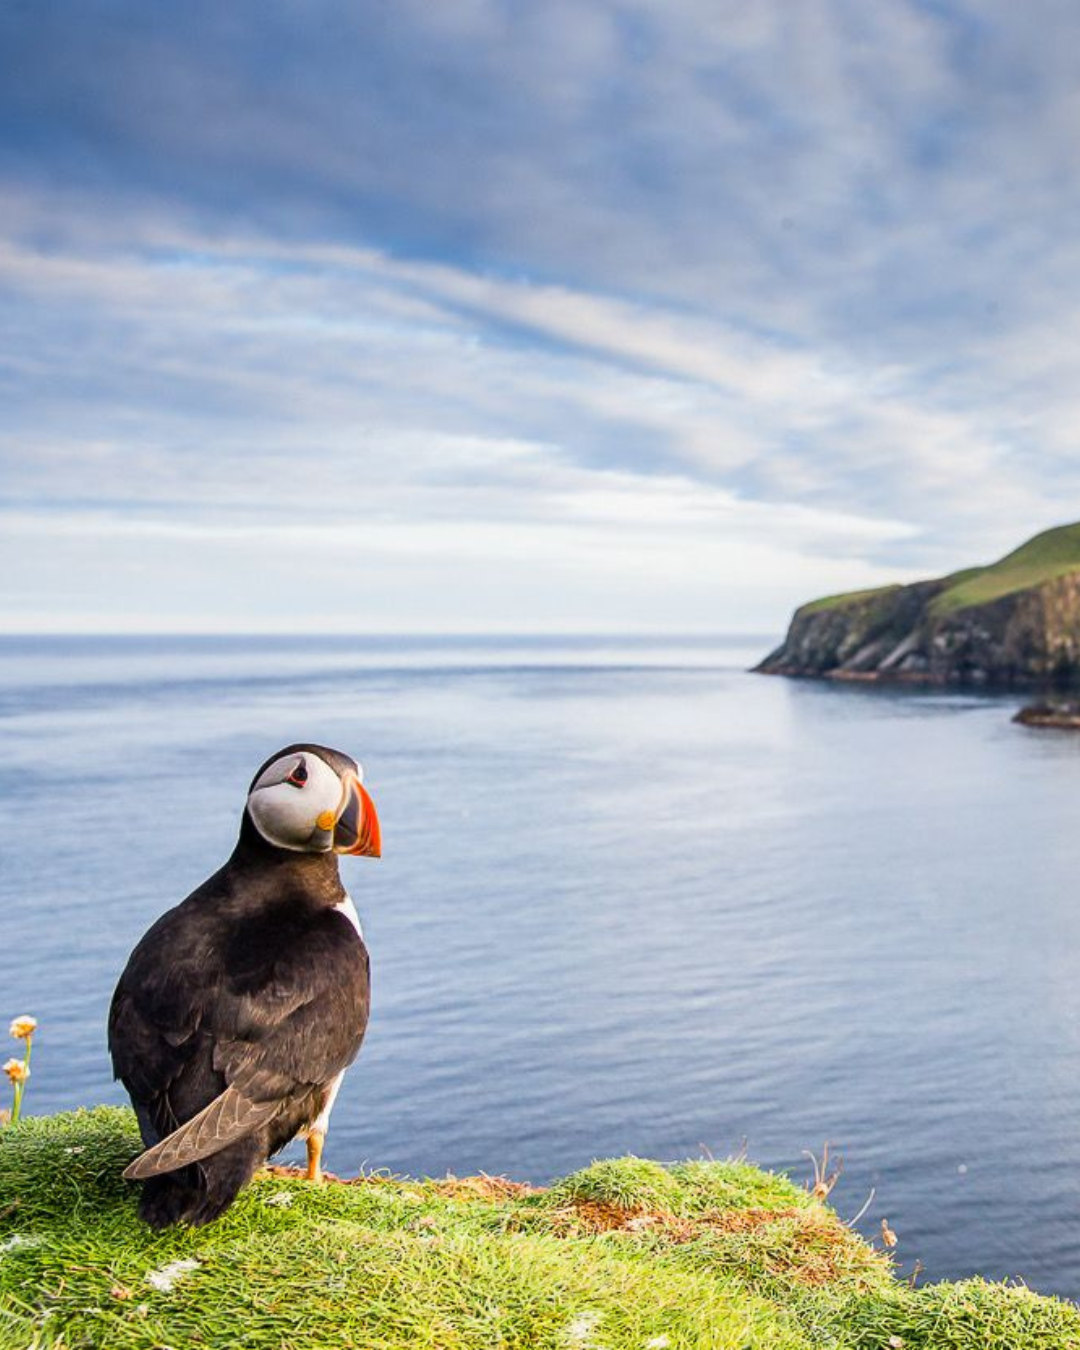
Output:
top-left (1, 1110), bottom-right (1077, 1349)
top-left (757, 522), bottom-right (1080, 686)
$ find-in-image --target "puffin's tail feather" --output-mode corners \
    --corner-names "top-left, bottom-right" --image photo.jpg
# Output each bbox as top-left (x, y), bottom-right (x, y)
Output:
top-left (123, 1086), bottom-right (281, 1180)
top-left (137, 1139), bottom-right (265, 1228)
top-left (138, 1167), bottom-right (205, 1228)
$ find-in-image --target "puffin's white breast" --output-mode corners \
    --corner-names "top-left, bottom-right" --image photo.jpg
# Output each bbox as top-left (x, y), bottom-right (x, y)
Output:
top-left (333, 892), bottom-right (363, 939)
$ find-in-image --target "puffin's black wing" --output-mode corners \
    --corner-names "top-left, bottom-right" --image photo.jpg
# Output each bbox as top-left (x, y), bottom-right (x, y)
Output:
top-left (212, 906), bottom-right (371, 1100)
top-left (112, 898), bottom-right (369, 1179)
top-left (109, 889), bottom-right (229, 1140)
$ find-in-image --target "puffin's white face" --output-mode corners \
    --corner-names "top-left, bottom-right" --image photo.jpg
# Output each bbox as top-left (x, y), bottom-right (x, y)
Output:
top-left (247, 750), bottom-right (381, 856)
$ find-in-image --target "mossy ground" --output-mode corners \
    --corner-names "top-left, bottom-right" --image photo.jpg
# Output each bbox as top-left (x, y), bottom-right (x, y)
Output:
top-left (2, 1110), bottom-right (1078, 1349)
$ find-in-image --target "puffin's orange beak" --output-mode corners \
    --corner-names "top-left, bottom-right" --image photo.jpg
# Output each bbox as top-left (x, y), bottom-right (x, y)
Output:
top-left (332, 776), bottom-right (381, 858)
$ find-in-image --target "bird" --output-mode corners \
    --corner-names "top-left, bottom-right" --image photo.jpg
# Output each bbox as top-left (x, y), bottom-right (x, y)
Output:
top-left (108, 743), bottom-right (381, 1228)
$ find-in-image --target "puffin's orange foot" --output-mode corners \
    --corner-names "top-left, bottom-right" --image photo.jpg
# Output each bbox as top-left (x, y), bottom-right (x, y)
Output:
top-left (306, 1130), bottom-right (325, 1184)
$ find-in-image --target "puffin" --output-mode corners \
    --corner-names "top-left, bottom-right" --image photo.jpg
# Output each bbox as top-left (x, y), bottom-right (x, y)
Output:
top-left (108, 743), bottom-right (380, 1228)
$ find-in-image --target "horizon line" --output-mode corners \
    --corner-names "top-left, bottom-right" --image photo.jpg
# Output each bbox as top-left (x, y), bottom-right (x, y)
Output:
top-left (0, 627), bottom-right (779, 640)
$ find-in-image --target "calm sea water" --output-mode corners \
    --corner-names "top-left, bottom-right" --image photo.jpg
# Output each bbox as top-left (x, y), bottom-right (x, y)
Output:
top-left (3, 635), bottom-right (1080, 1296)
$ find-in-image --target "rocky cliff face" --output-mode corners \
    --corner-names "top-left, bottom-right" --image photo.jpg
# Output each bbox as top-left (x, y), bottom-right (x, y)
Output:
top-left (757, 571), bottom-right (1080, 687)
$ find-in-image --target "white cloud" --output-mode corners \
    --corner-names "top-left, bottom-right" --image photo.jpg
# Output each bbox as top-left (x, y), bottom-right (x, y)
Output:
top-left (0, 492), bottom-right (917, 635)
top-left (2, 217), bottom-right (1067, 532)
top-left (2, 208), bottom-right (1075, 630)
top-left (4, 2), bottom-right (1080, 628)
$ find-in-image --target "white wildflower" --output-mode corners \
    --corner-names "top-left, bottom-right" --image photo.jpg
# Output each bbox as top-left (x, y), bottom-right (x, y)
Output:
top-left (0, 1234), bottom-right (39, 1257)
top-left (566, 1311), bottom-right (601, 1346)
top-left (146, 1257), bottom-right (201, 1292)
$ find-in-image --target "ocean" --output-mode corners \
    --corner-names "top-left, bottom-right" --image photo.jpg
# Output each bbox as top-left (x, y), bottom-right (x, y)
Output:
top-left (3, 634), bottom-right (1080, 1296)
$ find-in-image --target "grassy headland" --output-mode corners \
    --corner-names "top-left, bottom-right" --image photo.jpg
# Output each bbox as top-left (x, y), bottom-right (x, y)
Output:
top-left (757, 521), bottom-right (1080, 685)
top-left (928, 522), bottom-right (1080, 615)
top-left (802, 523), bottom-right (1080, 621)
top-left (1, 1109), bottom-right (1078, 1348)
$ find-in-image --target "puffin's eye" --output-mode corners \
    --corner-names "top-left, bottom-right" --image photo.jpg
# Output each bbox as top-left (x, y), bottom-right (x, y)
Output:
top-left (285, 759), bottom-right (308, 789)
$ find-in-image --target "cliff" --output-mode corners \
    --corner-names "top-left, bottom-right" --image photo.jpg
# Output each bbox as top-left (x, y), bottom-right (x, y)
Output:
top-left (2, 1109), bottom-right (1079, 1348)
top-left (757, 522), bottom-right (1080, 686)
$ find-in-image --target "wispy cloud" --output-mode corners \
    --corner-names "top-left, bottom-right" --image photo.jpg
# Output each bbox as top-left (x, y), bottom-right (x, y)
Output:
top-left (1, 2), bottom-right (1079, 629)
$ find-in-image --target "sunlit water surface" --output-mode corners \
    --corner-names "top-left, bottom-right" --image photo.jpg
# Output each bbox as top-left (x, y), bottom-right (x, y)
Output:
top-left (3, 635), bottom-right (1080, 1296)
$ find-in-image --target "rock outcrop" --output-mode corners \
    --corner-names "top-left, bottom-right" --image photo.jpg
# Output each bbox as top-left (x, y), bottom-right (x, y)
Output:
top-left (1014, 699), bottom-right (1080, 728)
top-left (756, 523), bottom-right (1080, 688)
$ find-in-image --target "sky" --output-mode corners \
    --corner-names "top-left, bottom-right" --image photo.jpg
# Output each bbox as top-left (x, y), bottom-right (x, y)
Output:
top-left (3, 0), bottom-right (1080, 633)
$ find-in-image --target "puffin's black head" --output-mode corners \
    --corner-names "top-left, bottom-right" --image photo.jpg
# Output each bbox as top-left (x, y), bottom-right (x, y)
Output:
top-left (244, 743), bottom-right (381, 858)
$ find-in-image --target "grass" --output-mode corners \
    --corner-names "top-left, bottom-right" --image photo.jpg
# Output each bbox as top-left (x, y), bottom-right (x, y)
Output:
top-left (796, 522), bottom-right (1080, 621)
top-left (2, 1110), bottom-right (1079, 1349)
top-left (798, 586), bottom-right (902, 616)
top-left (929, 522), bottom-right (1080, 615)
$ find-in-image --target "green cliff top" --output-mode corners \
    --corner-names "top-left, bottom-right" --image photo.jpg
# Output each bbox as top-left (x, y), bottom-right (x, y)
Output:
top-left (1, 1109), bottom-right (1078, 1349)
top-left (930, 521), bottom-right (1080, 614)
top-left (799, 522), bottom-right (1080, 619)
top-left (799, 585), bottom-right (902, 616)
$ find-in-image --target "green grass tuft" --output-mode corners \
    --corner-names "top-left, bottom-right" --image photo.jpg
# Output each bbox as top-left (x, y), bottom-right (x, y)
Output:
top-left (543, 1156), bottom-right (686, 1213)
top-left (667, 1158), bottom-right (810, 1213)
top-left (1, 1110), bottom-right (1078, 1349)
top-left (830, 1279), bottom-right (1080, 1349)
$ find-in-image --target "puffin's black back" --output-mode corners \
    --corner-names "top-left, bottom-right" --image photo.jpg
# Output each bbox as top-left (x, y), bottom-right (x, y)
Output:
top-left (108, 791), bottom-right (371, 1227)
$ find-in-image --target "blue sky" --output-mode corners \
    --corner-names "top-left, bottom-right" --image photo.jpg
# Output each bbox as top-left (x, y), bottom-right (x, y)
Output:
top-left (2, 1), bottom-right (1079, 632)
